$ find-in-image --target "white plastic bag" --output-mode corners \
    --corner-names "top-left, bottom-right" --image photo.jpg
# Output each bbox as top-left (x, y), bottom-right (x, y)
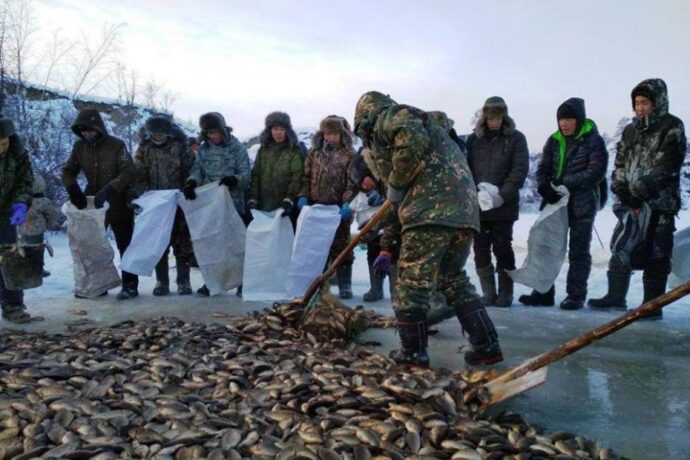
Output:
top-left (120, 189), bottom-right (180, 276)
top-left (350, 191), bottom-right (381, 228)
top-left (178, 182), bottom-right (246, 296)
top-left (477, 182), bottom-right (503, 211)
top-left (242, 209), bottom-right (294, 301)
top-left (286, 204), bottom-right (341, 298)
top-left (61, 199), bottom-right (121, 298)
top-left (670, 225), bottom-right (690, 288)
top-left (508, 186), bottom-right (569, 293)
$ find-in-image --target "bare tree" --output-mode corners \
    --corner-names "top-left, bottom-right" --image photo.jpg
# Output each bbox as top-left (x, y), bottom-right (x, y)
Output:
top-left (69, 22), bottom-right (124, 100)
top-left (34, 28), bottom-right (75, 101)
top-left (4, 0), bottom-right (35, 126)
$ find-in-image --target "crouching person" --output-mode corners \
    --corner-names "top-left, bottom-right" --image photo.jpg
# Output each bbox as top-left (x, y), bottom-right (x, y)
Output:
top-left (354, 91), bottom-right (503, 367)
top-left (19, 174), bottom-right (61, 277)
top-left (589, 79), bottom-right (686, 320)
top-left (135, 115), bottom-right (196, 296)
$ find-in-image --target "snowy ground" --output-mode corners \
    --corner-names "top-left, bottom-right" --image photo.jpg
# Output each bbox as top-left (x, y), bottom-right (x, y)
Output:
top-left (7, 208), bottom-right (690, 459)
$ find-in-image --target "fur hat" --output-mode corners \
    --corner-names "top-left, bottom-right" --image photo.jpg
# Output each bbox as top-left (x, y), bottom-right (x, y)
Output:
top-left (265, 111), bottom-right (292, 130)
top-left (199, 112), bottom-right (226, 132)
top-left (482, 96), bottom-right (508, 118)
top-left (145, 114), bottom-right (173, 136)
top-left (0, 117), bottom-right (16, 138)
top-left (319, 115), bottom-right (352, 134)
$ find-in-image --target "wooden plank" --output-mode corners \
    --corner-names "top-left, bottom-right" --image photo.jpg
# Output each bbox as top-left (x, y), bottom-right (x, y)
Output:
top-left (485, 367), bottom-right (548, 406)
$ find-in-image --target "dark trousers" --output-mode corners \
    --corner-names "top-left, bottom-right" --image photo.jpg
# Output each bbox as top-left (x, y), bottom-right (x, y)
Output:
top-left (472, 219), bottom-right (516, 271)
top-left (0, 217), bottom-right (23, 305)
top-left (566, 210), bottom-right (594, 300)
top-left (109, 218), bottom-right (139, 288)
top-left (158, 209), bottom-right (193, 267)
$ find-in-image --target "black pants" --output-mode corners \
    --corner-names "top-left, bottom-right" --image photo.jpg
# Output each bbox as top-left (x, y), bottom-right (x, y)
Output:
top-left (159, 208), bottom-right (194, 266)
top-left (565, 209), bottom-right (594, 300)
top-left (0, 216), bottom-right (22, 305)
top-left (109, 218), bottom-right (139, 288)
top-left (472, 219), bottom-right (516, 271)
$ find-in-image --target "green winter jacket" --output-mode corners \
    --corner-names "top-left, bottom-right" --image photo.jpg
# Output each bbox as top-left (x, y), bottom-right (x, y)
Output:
top-left (249, 142), bottom-right (303, 211)
top-left (0, 135), bottom-right (33, 215)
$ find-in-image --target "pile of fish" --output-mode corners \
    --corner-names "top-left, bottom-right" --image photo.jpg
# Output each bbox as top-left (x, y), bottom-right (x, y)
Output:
top-left (0, 302), bottom-right (626, 459)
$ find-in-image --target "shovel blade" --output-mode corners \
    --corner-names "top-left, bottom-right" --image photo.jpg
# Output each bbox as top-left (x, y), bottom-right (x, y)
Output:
top-left (485, 366), bottom-right (548, 407)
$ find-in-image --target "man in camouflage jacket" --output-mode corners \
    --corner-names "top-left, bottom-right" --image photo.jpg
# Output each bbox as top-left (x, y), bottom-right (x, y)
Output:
top-left (62, 108), bottom-right (139, 300)
top-left (298, 115), bottom-right (357, 299)
top-left (354, 91), bottom-right (503, 367)
top-left (589, 78), bottom-right (686, 320)
top-left (135, 114), bottom-right (196, 296)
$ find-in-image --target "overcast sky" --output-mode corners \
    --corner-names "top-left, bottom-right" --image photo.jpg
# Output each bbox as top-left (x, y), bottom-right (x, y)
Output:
top-left (33, 0), bottom-right (690, 147)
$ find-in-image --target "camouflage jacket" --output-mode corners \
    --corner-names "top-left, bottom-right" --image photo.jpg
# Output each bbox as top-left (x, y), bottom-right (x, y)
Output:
top-left (0, 135), bottom-right (33, 214)
top-left (612, 79), bottom-right (687, 214)
top-left (135, 138), bottom-right (195, 192)
top-left (19, 196), bottom-right (60, 237)
top-left (369, 104), bottom-right (479, 232)
top-left (249, 142), bottom-right (304, 211)
top-left (300, 141), bottom-right (356, 206)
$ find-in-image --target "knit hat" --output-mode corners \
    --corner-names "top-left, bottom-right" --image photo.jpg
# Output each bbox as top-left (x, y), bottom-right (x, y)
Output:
top-left (482, 96), bottom-right (508, 118)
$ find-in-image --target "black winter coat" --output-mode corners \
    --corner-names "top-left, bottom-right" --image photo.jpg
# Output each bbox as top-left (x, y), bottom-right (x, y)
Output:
top-left (466, 116), bottom-right (529, 221)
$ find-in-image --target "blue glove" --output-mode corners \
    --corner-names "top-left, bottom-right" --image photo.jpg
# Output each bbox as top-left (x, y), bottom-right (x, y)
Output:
top-left (366, 189), bottom-right (384, 206)
top-left (340, 202), bottom-right (352, 220)
top-left (9, 203), bottom-right (27, 226)
top-left (373, 250), bottom-right (392, 276)
top-left (297, 196), bottom-right (308, 210)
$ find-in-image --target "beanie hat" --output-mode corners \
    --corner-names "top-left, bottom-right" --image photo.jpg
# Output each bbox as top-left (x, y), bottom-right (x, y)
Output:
top-left (557, 104), bottom-right (579, 120)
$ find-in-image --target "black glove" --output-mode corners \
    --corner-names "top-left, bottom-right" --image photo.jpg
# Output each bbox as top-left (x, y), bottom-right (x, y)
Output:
top-left (632, 176), bottom-right (657, 200)
top-left (183, 180), bottom-right (197, 200)
top-left (94, 185), bottom-right (114, 209)
top-left (281, 199), bottom-right (293, 217)
top-left (552, 176), bottom-right (564, 187)
top-left (66, 184), bottom-right (87, 210)
top-left (629, 195), bottom-right (643, 209)
top-left (220, 176), bottom-right (238, 189)
top-left (611, 180), bottom-right (629, 198)
top-left (538, 183), bottom-right (562, 204)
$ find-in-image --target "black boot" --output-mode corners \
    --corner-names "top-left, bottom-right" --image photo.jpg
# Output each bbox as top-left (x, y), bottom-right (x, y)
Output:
top-left (560, 296), bottom-right (584, 310)
top-left (456, 298), bottom-right (503, 365)
top-left (476, 264), bottom-right (497, 307)
top-left (363, 264), bottom-right (384, 301)
top-left (1, 303), bottom-right (33, 324)
top-left (197, 285), bottom-right (210, 296)
top-left (640, 277), bottom-right (666, 320)
top-left (153, 256), bottom-right (170, 296)
top-left (518, 286), bottom-right (555, 307)
top-left (176, 257), bottom-right (192, 295)
top-left (337, 264), bottom-right (353, 299)
top-left (494, 270), bottom-right (514, 308)
top-left (117, 284), bottom-right (139, 300)
top-left (389, 311), bottom-right (430, 368)
top-left (588, 271), bottom-right (630, 311)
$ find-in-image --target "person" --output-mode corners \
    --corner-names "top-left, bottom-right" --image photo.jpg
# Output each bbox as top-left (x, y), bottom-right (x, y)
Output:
top-left (247, 111), bottom-right (304, 230)
top-left (134, 114), bottom-right (196, 296)
top-left (183, 112), bottom-right (250, 297)
top-left (62, 108), bottom-right (139, 300)
top-left (354, 91), bottom-right (503, 367)
top-left (18, 174), bottom-right (61, 277)
top-left (298, 115), bottom-right (357, 299)
top-left (589, 78), bottom-right (686, 320)
top-left (0, 117), bottom-right (37, 323)
top-left (520, 98), bottom-right (608, 310)
top-left (466, 97), bottom-right (529, 307)
top-left (188, 136), bottom-right (200, 155)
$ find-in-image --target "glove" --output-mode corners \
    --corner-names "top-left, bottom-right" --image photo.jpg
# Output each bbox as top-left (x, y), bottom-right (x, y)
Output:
top-left (366, 189), bottom-right (384, 207)
top-left (9, 203), bottom-right (27, 226)
top-left (629, 195), bottom-right (643, 209)
top-left (373, 250), bottom-right (392, 276)
top-left (220, 176), bottom-right (238, 189)
top-left (632, 176), bottom-right (657, 200)
top-left (281, 199), bottom-right (293, 217)
top-left (247, 199), bottom-right (257, 210)
top-left (297, 196), bottom-right (308, 210)
top-left (538, 183), bottom-right (562, 204)
top-left (387, 185), bottom-right (406, 204)
top-left (183, 180), bottom-right (197, 200)
top-left (94, 185), bottom-right (114, 209)
top-left (552, 176), bottom-right (564, 187)
top-left (66, 184), bottom-right (87, 210)
top-left (340, 202), bottom-right (352, 220)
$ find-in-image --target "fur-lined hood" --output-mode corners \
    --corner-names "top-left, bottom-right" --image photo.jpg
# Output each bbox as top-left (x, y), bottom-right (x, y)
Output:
top-left (311, 115), bottom-right (355, 151)
top-left (71, 109), bottom-right (108, 139)
top-left (259, 111), bottom-right (299, 148)
top-left (474, 113), bottom-right (517, 138)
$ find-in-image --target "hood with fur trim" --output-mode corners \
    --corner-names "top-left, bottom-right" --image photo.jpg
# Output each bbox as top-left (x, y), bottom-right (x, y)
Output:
top-left (71, 109), bottom-right (108, 139)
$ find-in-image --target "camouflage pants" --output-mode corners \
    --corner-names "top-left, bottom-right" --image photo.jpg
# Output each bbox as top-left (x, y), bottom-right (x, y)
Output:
top-left (328, 218), bottom-right (354, 266)
top-left (395, 226), bottom-right (479, 318)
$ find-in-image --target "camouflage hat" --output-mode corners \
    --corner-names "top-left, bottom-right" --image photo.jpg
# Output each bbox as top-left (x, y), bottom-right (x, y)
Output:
top-left (427, 111), bottom-right (455, 132)
top-left (354, 91), bottom-right (396, 141)
top-left (0, 117), bottom-right (16, 138)
top-left (482, 96), bottom-right (508, 118)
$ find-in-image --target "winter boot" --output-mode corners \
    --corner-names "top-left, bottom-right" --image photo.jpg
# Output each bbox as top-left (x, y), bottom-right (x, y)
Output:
top-left (389, 311), bottom-right (430, 368)
top-left (588, 271), bottom-right (630, 311)
top-left (494, 269), bottom-right (514, 308)
top-left (236, 285), bottom-right (243, 298)
top-left (640, 277), bottom-right (666, 320)
top-left (117, 284), bottom-right (139, 300)
top-left (153, 257), bottom-right (170, 296)
top-left (560, 296), bottom-right (584, 310)
top-left (363, 264), bottom-right (384, 302)
top-left (518, 286), bottom-right (555, 307)
top-left (456, 298), bottom-right (504, 365)
top-left (337, 264), bottom-right (353, 299)
top-left (42, 269), bottom-right (51, 278)
top-left (1, 303), bottom-right (33, 324)
top-left (176, 257), bottom-right (192, 295)
top-left (476, 265), bottom-right (497, 307)
top-left (197, 285), bottom-right (210, 297)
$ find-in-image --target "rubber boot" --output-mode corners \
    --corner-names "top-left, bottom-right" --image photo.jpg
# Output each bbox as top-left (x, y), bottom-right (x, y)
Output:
top-left (456, 298), bottom-right (503, 365)
top-left (337, 264), bottom-right (353, 299)
top-left (363, 264), bottom-right (384, 302)
top-left (494, 269), bottom-right (513, 308)
top-left (640, 277), bottom-right (666, 320)
top-left (476, 264), bottom-right (497, 307)
top-left (389, 311), bottom-right (430, 368)
top-left (518, 285), bottom-right (555, 307)
top-left (588, 271), bottom-right (630, 311)
top-left (1, 303), bottom-right (32, 324)
top-left (176, 257), bottom-right (192, 295)
top-left (153, 256), bottom-right (170, 296)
